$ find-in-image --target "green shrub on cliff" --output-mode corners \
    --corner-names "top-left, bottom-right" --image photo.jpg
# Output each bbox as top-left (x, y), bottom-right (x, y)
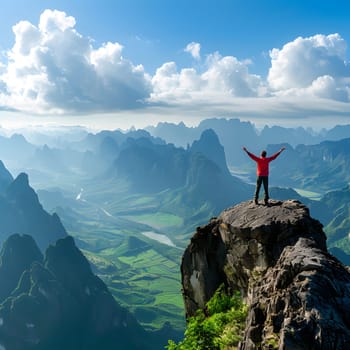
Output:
top-left (167, 285), bottom-right (247, 350)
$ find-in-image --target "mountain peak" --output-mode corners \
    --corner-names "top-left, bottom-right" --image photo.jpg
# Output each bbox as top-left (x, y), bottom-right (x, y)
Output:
top-left (198, 128), bottom-right (219, 142)
top-left (12, 172), bottom-right (29, 186)
top-left (1, 172), bottom-right (67, 251)
top-left (181, 200), bottom-right (350, 349)
top-left (6, 172), bottom-right (32, 200)
top-left (45, 236), bottom-right (93, 289)
top-left (0, 233), bottom-right (43, 302)
top-left (190, 128), bottom-right (229, 175)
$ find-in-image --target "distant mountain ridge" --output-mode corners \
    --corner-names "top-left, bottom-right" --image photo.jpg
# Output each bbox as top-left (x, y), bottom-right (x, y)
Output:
top-left (0, 134), bottom-right (36, 170)
top-left (265, 138), bottom-right (350, 191)
top-left (112, 137), bottom-right (187, 193)
top-left (109, 128), bottom-right (253, 213)
top-left (147, 120), bottom-right (350, 195)
top-left (146, 118), bottom-right (350, 169)
top-left (5, 118), bottom-right (350, 195)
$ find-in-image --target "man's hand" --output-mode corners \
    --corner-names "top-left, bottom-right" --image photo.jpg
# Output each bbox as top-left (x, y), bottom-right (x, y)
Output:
top-left (243, 147), bottom-right (247, 152)
top-left (280, 147), bottom-right (286, 152)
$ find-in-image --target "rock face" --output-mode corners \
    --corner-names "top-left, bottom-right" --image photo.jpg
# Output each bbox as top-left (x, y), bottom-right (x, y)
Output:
top-left (181, 200), bottom-right (350, 349)
top-left (0, 234), bottom-right (155, 350)
top-left (0, 234), bottom-right (43, 303)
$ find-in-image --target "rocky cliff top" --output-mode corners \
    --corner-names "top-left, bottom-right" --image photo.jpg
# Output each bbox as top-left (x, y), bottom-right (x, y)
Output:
top-left (181, 200), bottom-right (350, 349)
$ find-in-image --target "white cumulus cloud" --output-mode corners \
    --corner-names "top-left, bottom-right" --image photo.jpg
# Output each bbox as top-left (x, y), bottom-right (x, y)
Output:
top-left (184, 42), bottom-right (201, 59)
top-left (202, 53), bottom-right (263, 97)
top-left (0, 9), bottom-right (152, 114)
top-left (150, 52), bottom-right (264, 105)
top-left (268, 34), bottom-right (350, 101)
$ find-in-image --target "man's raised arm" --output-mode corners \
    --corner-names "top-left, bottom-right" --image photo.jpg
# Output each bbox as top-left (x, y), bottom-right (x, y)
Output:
top-left (269, 147), bottom-right (286, 161)
top-left (243, 147), bottom-right (259, 161)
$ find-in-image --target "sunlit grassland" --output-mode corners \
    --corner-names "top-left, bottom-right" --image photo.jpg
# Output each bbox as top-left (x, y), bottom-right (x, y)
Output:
top-left (294, 188), bottom-right (322, 200)
top-left (122, 212), bottom-right (184, 230)
top-left (118, 249), bottom-right (179, 271)
top-left (82, 249), bottom-right (128, 271)
top-left (98, 245), bottom-right (185, 330)
top-left (81, 238), bottom-right (185, 330)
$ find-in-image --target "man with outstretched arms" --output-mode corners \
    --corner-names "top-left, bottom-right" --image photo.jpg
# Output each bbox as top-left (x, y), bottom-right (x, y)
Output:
top-left (243, 146), bottom-right (285, 205)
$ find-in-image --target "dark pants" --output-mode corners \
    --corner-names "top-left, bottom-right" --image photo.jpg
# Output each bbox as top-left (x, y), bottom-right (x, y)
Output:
top-left (255, 176), bottom-right (269, 202)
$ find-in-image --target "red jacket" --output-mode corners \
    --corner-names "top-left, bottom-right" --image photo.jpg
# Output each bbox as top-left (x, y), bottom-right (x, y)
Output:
top-left (246, 150), bottom-right (282, 176)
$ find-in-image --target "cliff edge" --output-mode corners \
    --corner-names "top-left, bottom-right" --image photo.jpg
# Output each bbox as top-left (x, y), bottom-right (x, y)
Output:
top-left (181, 200), bottom-right (350, 349)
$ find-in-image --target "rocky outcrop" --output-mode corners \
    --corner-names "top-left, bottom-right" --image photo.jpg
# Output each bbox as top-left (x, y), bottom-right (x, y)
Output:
top-left (0, 234), bottom-right (155, 350)
top-left (181, 200), bottom-right (350, 349)
top-left (0, 234), bottom-right (43, 303)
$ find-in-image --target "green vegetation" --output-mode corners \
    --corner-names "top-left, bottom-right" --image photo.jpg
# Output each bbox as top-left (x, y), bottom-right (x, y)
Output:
top-left (122, 212), bottom-right (184, 230)
top-left (329, 236), bottom-right (350, 254)
top-left (78, 225), bottom-right (186, 331)
top-left (167, 285), bottom-right (247, 350)
top-left (265, 335), bottom-right (279, 349)
top-left (294, 188), bottom-right (322, 200)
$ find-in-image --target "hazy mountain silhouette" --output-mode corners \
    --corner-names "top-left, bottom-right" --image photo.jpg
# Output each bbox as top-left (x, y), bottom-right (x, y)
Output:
top-left (324, 124), bottom-right (350, 141)
top-left (19, 131), bottom-right (157, 179)
top-left (17, 125), bottom-right (89, 148)
top-left (146, 118), bottom-right (350, 170)
top-left (0, 172), bottom-right (67, 251)
top-left (0, 134), bottom-right (36, 169)
top-left (71, 129), bottom-right (164, 153)
top-left (197, 118), bottom-right (260, 166)
top-left (99, 136), bottom-right (120, 160)
top-left (190, 129), bottom-right (230, 176)
top-left (112, 137), bottom-right (187, 193)
top-left (182, 151), bottom-right (252, 211)
top-left (267, 138), bottom-right (350, 191)
top-left (146, 121), bottom-right (201, 148)
top-left (259, 125), bottom-right (320, 146)
top-left (108, 130), bottom-right (253, 212)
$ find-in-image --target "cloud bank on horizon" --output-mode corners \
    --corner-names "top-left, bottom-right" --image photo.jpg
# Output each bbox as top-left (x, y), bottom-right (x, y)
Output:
top-left (0, 9), bottom-right (350, 126)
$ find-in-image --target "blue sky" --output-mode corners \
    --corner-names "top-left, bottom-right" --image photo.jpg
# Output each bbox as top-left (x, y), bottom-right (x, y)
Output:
top-left (1, 0), bottom-right (350, 130)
